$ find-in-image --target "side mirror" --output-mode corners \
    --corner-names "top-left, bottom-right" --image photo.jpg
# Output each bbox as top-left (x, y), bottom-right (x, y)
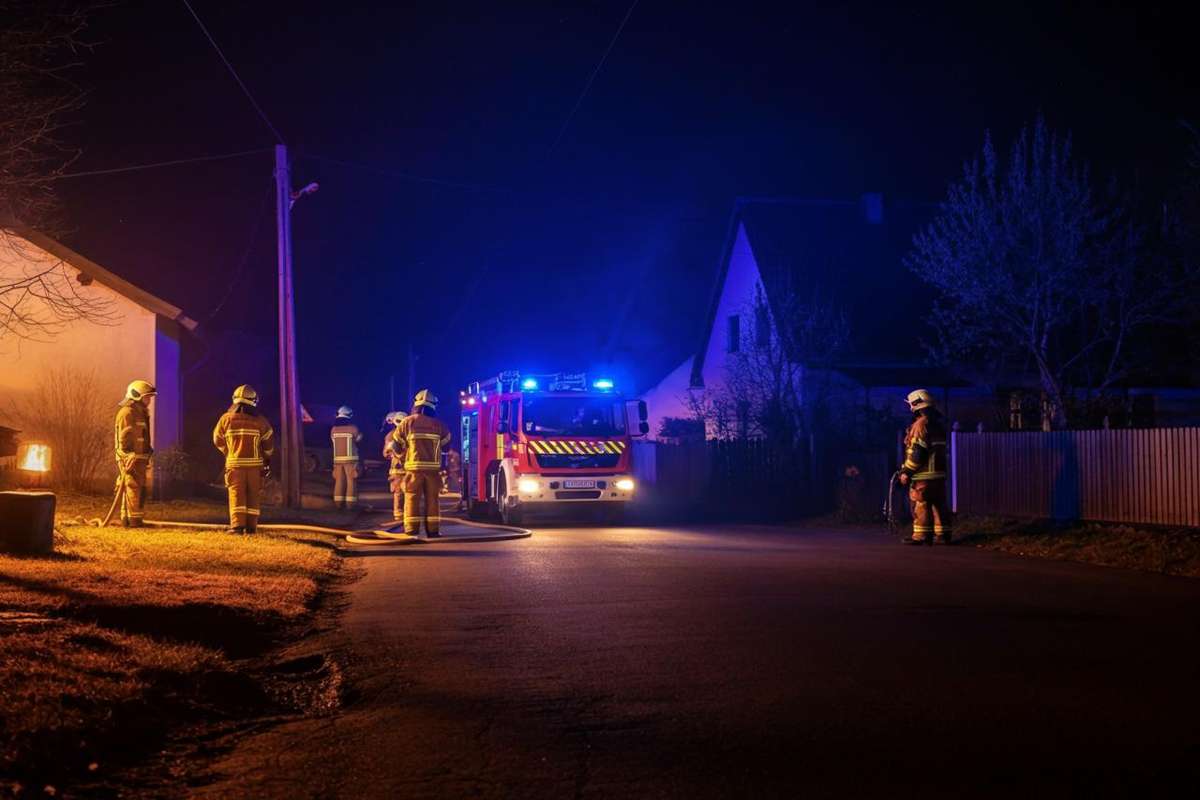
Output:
top-left (637, 401), bottom-right (648, 422)
top-left (638, 421), bottom-right (650, 435)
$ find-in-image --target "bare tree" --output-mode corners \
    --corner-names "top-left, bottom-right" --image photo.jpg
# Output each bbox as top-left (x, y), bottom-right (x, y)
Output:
top-left (9, 366), bottom-right (112, 491)
top-left (908, 117), bottom-right (1196, 428)
top-left (690, 282), bottom-right (848, 442)
top-left (1, 2), bottom-right (114, 342)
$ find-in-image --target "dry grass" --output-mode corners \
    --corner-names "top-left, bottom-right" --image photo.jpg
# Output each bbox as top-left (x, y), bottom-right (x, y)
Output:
top-left (53, 491), bottom-right (367, 530)
top-left (957, 516), bottom-right (1200, 578)
top-left (0, 493), bottom-right (343, 792)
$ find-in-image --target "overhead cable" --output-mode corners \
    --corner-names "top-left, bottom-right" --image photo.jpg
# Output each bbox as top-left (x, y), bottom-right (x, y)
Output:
top-left (180, 0), bottom-right (285, 143)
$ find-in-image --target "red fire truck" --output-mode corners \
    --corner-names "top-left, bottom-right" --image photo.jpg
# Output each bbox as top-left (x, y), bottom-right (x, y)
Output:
top-left (459, 371), bottom-right (649, 525)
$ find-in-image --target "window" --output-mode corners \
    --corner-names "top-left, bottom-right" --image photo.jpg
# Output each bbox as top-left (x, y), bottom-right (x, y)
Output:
top-left (755, 304), bottom-right (770, 348)
top-left (522, 397), bottom-right (627, 437)
top-left (727, 314), bottom-right (741, 353)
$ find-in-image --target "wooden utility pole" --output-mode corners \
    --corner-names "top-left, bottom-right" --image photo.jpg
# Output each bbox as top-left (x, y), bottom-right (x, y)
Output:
top-left (274, 144), bottom-right (303, 508)
top-left (406, 343), bottom-right (417, 410)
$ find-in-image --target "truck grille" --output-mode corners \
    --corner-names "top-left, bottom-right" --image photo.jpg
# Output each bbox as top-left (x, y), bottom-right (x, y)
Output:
top-left (534, 453), bottom-right (619, 469)
top-left (555, 490), bottom-right (602, 500)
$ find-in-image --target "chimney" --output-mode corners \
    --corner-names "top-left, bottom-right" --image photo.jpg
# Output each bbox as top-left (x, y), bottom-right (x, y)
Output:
top-left (860, 193), bottom-right (884, 224)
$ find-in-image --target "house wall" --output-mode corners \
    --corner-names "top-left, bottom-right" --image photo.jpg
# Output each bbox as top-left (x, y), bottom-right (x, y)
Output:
top-left (154, 318), bottom-right (183, 451)
top-left (696, 223), bottom-right (767, 397)
top-left (0, 233), bottom-right (174, 450)
top-left (638, 357), bottom-right (694, 440)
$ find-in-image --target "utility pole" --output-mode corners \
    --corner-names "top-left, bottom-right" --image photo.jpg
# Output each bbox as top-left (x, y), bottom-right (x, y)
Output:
top-left (274, 144), bottom-right (303, 508)
top-left (406, 343), bottom-right (417, 408)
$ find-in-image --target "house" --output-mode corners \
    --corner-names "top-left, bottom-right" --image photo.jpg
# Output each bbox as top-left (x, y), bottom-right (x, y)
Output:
top-left (640, 194), bottom-right (958, 438)
top-left (641, 195), bottom-right (1200, 440)
top-left (0, 228), bottom-right (197, 456)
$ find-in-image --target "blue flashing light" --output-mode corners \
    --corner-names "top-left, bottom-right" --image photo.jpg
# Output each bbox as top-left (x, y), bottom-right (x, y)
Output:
top-left (593, 378), bottom-right (614, 390)
top-left (521, 378), bottom-right (539, 390)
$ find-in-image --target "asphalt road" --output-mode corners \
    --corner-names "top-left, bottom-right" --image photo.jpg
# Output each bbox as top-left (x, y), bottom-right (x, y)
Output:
top-left (196, 522), bottom-right (1200, 799)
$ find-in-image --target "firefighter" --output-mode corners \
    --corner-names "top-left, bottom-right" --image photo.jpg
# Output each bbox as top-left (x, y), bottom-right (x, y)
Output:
top-left (212, 385), bottom-right (274, 534)
top-left (391, 390), bottom-right (451, 538)
top-left (114, 379), bottom-right (156, 527)
top-left (382, 411), bottom-right (406, 522)
top-left (899, 388), bottom-right (951, 545)
top-left (330, 405), bottom-right (363, 509)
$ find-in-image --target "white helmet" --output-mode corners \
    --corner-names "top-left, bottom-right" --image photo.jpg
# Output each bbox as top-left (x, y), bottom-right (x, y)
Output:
top-left (384, 410), bottom-right (404, 426)
top-left (413, 389), bottom-right (438, 411)
top-left (337, 405), bottom-right (353, 418)
top-left (906, 388), bottom-right (936, 412)
top-left (125, 379), bottom-right (157, 402)
top-left (232, 384), bottom-right (259, 407)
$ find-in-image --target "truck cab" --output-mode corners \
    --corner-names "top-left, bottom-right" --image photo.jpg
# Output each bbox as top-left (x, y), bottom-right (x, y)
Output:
top-left (459, 371), bottom-right (649, 525)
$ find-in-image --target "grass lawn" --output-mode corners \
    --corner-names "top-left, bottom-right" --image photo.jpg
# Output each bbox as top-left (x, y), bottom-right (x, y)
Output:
top-left (0, 493), bottom-right (345, 795)
top-left (957, 516), bottom-right (1200, 578)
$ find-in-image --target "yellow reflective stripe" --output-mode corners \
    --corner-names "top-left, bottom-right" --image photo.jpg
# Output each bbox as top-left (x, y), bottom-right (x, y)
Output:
top-left (333, 456), bottom-right (359, 463)
top-left (912, 471), bottom-right (946, 480)
top-left (911, 438), bottom-right (928, 448)
top-left (614, 441), bottom-right (626, 451)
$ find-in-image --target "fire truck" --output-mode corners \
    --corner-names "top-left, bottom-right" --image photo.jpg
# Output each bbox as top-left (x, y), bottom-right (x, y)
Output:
top-left (459, 371), bottom-right (649, 525)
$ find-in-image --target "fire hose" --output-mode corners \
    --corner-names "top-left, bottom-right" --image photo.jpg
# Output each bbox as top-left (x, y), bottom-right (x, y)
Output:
top-left (883, 470), bottom-right (901, 537)
top-left (94, 457), bottom-right (133, 528)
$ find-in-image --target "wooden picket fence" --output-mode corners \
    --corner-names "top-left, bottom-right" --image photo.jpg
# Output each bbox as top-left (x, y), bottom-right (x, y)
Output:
top-left (951, 428), bottom-right (1200, 527)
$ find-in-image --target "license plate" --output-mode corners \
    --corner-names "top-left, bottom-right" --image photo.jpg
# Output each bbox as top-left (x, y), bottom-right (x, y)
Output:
top-left (564, 479), bottom-right (596, 489)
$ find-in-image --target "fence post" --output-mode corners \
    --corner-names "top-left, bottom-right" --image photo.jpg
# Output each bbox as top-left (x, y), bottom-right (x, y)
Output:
top-left (950, 429), bottom-right (958, 513)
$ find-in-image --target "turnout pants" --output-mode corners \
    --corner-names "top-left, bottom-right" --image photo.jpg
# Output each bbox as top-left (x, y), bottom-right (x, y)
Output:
top-left (333, 462), bottom-right (359, 507)
top-left (403, 470), bottom-right (441, 535)
top-left (118, 456), bottom-right (148, 527)
top-left (389, 473), bottom-right (406, 521)
top-left (909, 479), bottom-right (951, 541)
top-left (225, 466), bottom-right (262, 530)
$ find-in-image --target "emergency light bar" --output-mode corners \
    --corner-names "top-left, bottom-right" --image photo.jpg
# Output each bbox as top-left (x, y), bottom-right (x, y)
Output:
top-left (521, 378), bottom-right (538, 390)
top-left (592, 378), bottom-right (614, 390)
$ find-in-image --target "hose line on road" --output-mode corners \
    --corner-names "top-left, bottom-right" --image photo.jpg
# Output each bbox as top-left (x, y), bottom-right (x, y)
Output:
top-left (123, 517), bottom-right (533, 546)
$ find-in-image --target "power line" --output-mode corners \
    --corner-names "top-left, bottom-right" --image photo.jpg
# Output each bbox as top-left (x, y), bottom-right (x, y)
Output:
top-left (50, 148), bottom-right (270, 179)
top-left (180, 0), bottom-right (285, 144)
top-left (548, 0), bottom-right (641, 156)
top-left (300, 153), bottom-right (511, 193)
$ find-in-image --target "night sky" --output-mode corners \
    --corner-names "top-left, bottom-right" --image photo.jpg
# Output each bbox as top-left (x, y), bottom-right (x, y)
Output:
top-left (54, 1), bottom-right (1193, 430)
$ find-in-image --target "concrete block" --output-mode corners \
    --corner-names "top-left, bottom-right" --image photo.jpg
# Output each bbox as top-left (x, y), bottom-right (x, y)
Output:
top-left (0, 491), bottom-right (56, 555)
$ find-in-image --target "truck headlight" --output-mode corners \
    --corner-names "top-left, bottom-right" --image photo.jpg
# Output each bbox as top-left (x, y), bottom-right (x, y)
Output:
top-left (615, 478), bottom-right (635, 491)
top-left (517, 478), bottom-right (539, 494)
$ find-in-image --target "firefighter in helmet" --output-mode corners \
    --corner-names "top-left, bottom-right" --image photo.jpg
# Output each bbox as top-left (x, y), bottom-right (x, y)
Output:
top-left (330, 405), bottom-right (363, 510)
top-left (114, 379), bottom-right (156, 527)
top-left (212, 385), bottom-right (275, 534)
top-left (391, 390), bottom-right (451, 538)
top-left (382, 411), bottom-right (406, 522)
top-left (899, 388), bottom-right (951, 545)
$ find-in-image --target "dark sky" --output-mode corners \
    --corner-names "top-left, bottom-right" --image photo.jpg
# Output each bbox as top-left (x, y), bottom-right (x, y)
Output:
top-left (54, 0), bottom-right (1194, 428)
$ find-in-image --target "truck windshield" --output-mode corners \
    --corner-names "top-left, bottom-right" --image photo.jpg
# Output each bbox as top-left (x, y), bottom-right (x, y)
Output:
top-left (522, 397), bottom-right (626, 437)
